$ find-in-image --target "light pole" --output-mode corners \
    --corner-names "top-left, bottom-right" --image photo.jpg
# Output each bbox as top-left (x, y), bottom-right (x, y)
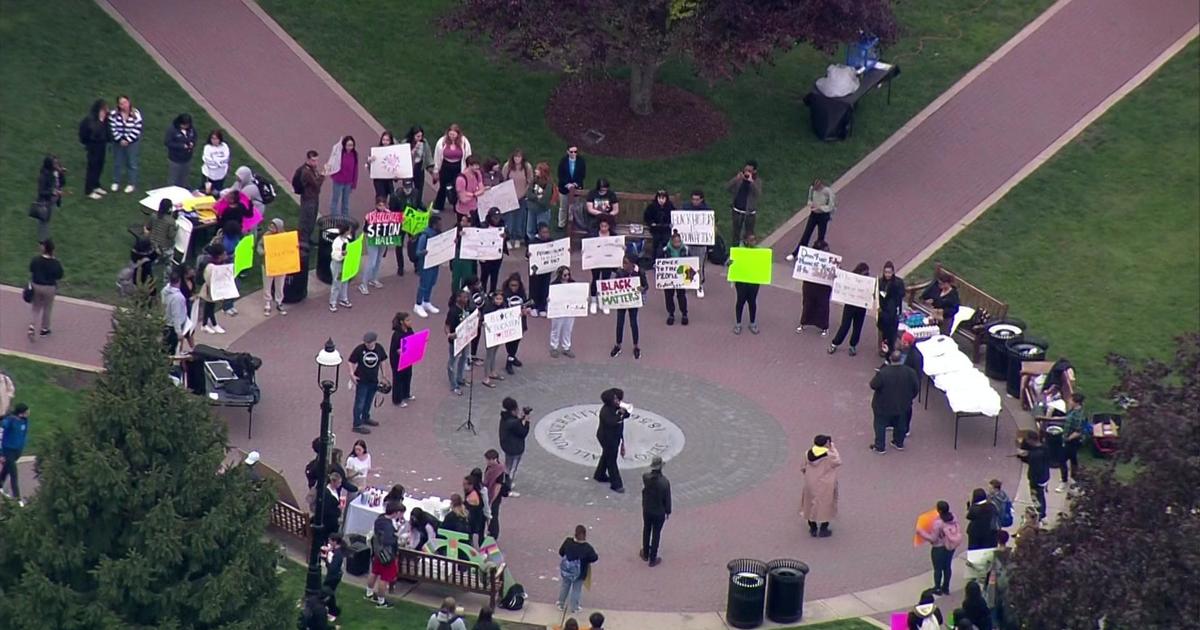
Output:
top-left (304, 338), bottom-right (342, 601)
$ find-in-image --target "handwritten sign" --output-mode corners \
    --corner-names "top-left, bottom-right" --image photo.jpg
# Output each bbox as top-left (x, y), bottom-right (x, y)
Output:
top-left (597, 276), bottom-right (643, 310)
top-left (325, 139), bottom-right (343, 176)
top-left (263, 230), bottom-right (300, 276)
top-left (670, 210), bottom-right (715, 246)
top-left (548, 282), bottom-right (590, 319)
top-left (581, 235), bottom-right (626, 270)
top-left (460, 227), bottom-right (504, 261)
top-left (341, 234), bottom-right (364, 282)
top-left (396, 329), bottom-right (430, 370)
top-left (453, 309), bottom-right (480, 357)
top-left (528, 237), bottom-right (570, 275)
top-left (476, 179), bottom-right (520, 221)
top-left (207, 264), bottom-right (240, 301)
top-left (369, 143), bottom-right (413, 180)
top-left (728, 247), bottom-right (772, 285)
top-left (792, 246), bottom-right (842, 286)
top-left (484, 305), bottom-right (524, 348)
top-left (365, 209), bottom-right (405, 246)
top-left (422, 230), bottom-right (457, 269)
top-left (402, 207), bottom-right (430, 236)
top-left (831, 268), bottom-right (877, 309)
top-left (654, 257), bottom-right (701, 290)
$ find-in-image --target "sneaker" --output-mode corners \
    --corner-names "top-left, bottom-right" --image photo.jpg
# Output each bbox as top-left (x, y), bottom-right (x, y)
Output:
top-left (123, 184), bottom-right (135, 194)
top-left (633, 347), bottom-right (641, 359)
top-left (338, 300), bottom-right (353, 309)
top-left (849, 346), bottom-right (858, 356)
top-left (511, 358), bottom-right (523, 367)
top-left (820, 329), bottom-right (828, 336)
top-left (399, 400), bottom-right (408, 408)
top-left (453, 388), bottom-right (463, 396)
top-left (697, 286), bottom-right (705, 299)
top-left (795, 326), bottom-right (804, 334)
top-left (88, 191), bottom-right (103, 200)
top-left (329, 304), bottom-right (338, 313)
top-left (1055, 484), bottom-right (1066, 493)
top-left (828, 344), bottom-right (838, 354)
top-left (414, 304), bottom-right (428, 318)
top-left (423, 302), bottom-right (440, 314)
top-left (550, 348), bottom-right (560, 358)
top-left (610, 345), bottom-right (621, 358)
top-left (589, 300), bottom-right (598, 315)
top-left (264, 306), bottom-right (272, 317)
top-left (352, 426), bottom-right (371, 435)
top-left (529, 311), bottom-right (538, 318)
top-left (869, 444), bottom-right (886, 454)
top-left (891, 441), bottom-right (905, 451)
top-left (786, 253), bottom-right (795, 262)
top-left (226, 307), bottom-right (239, 316)
top-left (508, 491), bottom-right (521, 497)
top-left (602, 306), bottom-right (611, 315)
top-left (370, 280), bottom-right (384, 288)
top-left (666, 315), bottom-right (675, 326)
top-left (27, 325), bottom-right (35, 340)
top-left (358, 285), bottom-right (370, 295)
top-left (562, 349), bottom-right (576, 358)
top-left (505, 363), bottom-right (514, 375)
top-left (374, 597), bottom-right (391, 609)
top-left (539, 310), bottom-right (548, 317)
top-left (212, 325), bottom-right (226, 334)
top-left (364, 419), bottom-right (380, 426)
top-left (649, 557), bottom-right (662, 567)
top-left (277, 307), bottom-right (288, 316)
top-left (39, 329), bottom-right (51, 336)
top-left (733, 324), bottom-right (743, 335)
top-left (611, 486), bottom-right (625, 494)
top-left (749, 323), bottom-right (760, 335)
top-left (681, 315), bottom-right (688, 326)
top-left (96, 187), bottom-right (107, 195)
top-left (110, 183), bottom-right (119, 192)
top-left (202, 325), bottom-right (216, 334)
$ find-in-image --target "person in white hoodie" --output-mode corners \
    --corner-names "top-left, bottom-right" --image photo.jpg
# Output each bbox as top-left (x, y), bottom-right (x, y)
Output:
top-left (425, 597), bottom-right (467, 630)
top-left (201, 130), bottom-right (231, 194)
top-left (907, 589), bottom-right (946, 629)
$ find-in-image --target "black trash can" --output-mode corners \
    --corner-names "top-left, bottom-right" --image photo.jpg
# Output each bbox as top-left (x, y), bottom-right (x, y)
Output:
top-left (726, 559), bottom-right (767, 629)
top-left (984, 319), bottom-right (1025, 380)
top-left (345, 534), bottom-right (371, 576)
top-left (315, 216), bottom-right (359, 285)
top-left (1005, 336), bottom-right (1048, 398)
top-left (765, 559), bottom-right (809, 623)
top-left (282, 244), bottom-right (311, 304)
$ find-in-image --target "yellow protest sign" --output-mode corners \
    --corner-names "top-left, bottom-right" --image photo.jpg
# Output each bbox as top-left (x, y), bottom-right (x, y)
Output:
top-left (263, 230), bottom-right (300, 277)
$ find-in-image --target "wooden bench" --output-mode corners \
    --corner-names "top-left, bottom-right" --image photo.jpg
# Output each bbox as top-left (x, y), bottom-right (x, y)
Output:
top-left (905, 268), bottom-right (1008, 363)
top-left (394, 547), bottom-right (507, 609)
top-left (269, 501), bottom-right (311, 543)
top-left (565, 189), bottom-right (656, 249)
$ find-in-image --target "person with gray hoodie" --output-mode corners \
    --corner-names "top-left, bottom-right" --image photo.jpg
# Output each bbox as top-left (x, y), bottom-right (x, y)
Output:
top-left (425, 597), bottom-right (468, 630)
top-left (222, 166), bottom-right (265, 218)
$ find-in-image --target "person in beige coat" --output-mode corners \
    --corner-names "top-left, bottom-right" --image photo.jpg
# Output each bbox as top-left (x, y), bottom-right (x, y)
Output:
top-left (800, 434), bottom-right (841, 538)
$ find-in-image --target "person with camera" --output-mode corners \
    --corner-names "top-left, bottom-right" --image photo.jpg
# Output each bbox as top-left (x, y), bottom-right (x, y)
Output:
top-left (498, 398), bottom-right (531, 497)
top-left (726, 160), bottom-right (762, 247)
top-left (595, 388), bottom-right (628, 493)
top-left (349, 331), bottom-right (387, 435)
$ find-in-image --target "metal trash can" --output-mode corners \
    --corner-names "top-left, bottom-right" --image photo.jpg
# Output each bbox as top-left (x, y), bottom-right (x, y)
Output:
top-left (726, 559), bottom-right (768, 629)
top-left (1005, 336), bottom-right (1048, 398)
top-left (315, 216), bottom-right (359, 285)
top-left (984, 319), bottom-right (1024, 380)
top-left (765, 559), bottom-right (809, 623)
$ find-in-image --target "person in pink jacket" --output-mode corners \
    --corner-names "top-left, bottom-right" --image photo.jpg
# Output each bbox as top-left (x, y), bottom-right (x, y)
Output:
top-left (454, 156), bottom-right (484, 224)
top-left (330, 135), bottom-right (358, 217)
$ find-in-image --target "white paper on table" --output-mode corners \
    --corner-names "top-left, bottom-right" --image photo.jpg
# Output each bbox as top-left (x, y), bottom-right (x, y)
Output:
top-left (831, 268), bottom-right (877, 309)
top-left (460, 227), bottom-right (504, 261)
top-left (140, 186), bottom-right (193, 211)
top-left (670, 210), bottom-right (715, 246)
top-left (581, 235), bottom-right (626, 270)
top-left (484, 305), bottom-right (524, 348)
top-left (173, 216), bottom-right (194, 257)
top-left (792, 246), bottom-right (842, 285)
top-left (369, 143), bottom-right (413, 180)
top-left (422, 230), bottom-right (457, 269)
top-left (547, 282), bottom-right (590, 318)
top-left (528, 237), bottom-right (570, 275)
top-left (453, 308), bottom-right (480, 356)
top-left (325, 139), bottom-right (343, 176)
top-left (475, 179), bottom-right (521, 220)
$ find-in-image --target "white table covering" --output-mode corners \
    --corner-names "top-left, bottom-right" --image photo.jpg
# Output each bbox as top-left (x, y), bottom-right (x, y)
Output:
top-left (918, 335), bottom-right (1002, 417)
top-left (343, 493), bottom-right (450, 538)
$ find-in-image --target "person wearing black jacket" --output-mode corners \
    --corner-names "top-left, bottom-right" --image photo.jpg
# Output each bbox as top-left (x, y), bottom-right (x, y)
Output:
top-left (828, 262), bottom-right (870, 356)
top-left (33, 155), bottom-right (66, 240)
top-left (609, 255), bottom-right (649, 360)
top-left (557, 525), bottom-right (599, 613)
top-left (556, 146), bottom-right (586, 229)
top-left (27, 239), bottom-right (64, 339)
top-left (389, 312), bottom-right (416, 406)
top-left (643, 190), bottom-right (674, 261)
top-left (965, 487), bottom-right (998, 550)
top-left (640, 456), bottom-right (672, 566)
top-left (388, 178), bottom-right (422, 276)
top-left (314, 471), bottom-right (344, 549)
top-left (1017, 432), bottom-right (1052, 519)
top-left (366, 502), bottom-right (402, 608)
top-left (321, 533), bottom-right (346, 620)
top-left (594, 388), bottom-right (628, 493)
top-left (498, 397), bottom-right (530, 494)
top-left (164, 113), bottom-right (197, 188)
top-left (869, 351), bottom-right (920, 453)
top-left (876, 261), bottom-right (906, 355)
top-left (78, 99), bottom-right (109, 199)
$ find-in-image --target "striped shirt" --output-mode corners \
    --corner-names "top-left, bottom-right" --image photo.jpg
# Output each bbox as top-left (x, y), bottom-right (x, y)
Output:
top-left (109, 108), bottom-right (144, 144)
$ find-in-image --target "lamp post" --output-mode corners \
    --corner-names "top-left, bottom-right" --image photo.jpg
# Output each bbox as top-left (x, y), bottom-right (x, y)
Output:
top-left (304, 338), bottom-right (342, 602)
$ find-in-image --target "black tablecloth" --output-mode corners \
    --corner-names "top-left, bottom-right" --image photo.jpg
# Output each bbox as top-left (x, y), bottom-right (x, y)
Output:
top-left (803, 64), bottom-right (901, 141)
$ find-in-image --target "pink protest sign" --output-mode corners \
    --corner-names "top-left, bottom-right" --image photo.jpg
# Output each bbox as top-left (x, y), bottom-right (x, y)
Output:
top-left (397, 329), bottom-right (430, 370)
top-left (891, 612), bottom-right (908, 630)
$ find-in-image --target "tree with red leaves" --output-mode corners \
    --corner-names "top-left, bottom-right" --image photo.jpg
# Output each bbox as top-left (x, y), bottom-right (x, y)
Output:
top-left (1004, 333), bottom-right (1200, 629)
top-left (444, 0), bottom-right (897, 115)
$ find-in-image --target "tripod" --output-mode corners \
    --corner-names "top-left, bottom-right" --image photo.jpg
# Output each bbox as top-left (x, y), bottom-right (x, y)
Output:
top-left (456, 348), bottom-right (477, 434)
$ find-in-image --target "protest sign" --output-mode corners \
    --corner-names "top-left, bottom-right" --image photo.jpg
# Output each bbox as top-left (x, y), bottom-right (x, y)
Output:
top-left (397, 329), bottom-right (430, 370)
top-left (484, 305), bottom-right (524, 348)
top-left (670, 210), bottom-right (715, 246)
top-left (423, 230), bottom-right (457, 269)
top-left (453, 309), bottom-right (480, 357)
top-left (325, 139), bottom-right (342, 176)
top-left (792, 246), bottom-right (842, 286)
top-left (402, 207), bottom-right (431, 236)
top-left (233, 234), bottom-right (255, 275)
top-left (476, 179), bottom-right (520, 221)
top-left (173, 216), bottom-right (193, 257)
top-left (597, 276), bottom-right (643, 310)
top-left (263, 230), bottom-right (300, 276)
top-left (207, 264), bottom-right (240, 301)
top-left (341, 235), bottom-right (364, 282)
top-left (369, 143), bottom-right (413, 179)
top-left (581, 235), bottom-right (626, 270)
top-left (460, 227), bottom-right (504, 261)
top-left (654, 257), bottom-right (701, 290)
top-left (547, 282), bottom-right (590, 319)
top-left (528, 237), bottom-right (570, 275)
top-left (728, 247), bottom-right (772, 285)
top-left (831, 268), bottom-right (877, 309)
top-left (365, 209), bottom-right (406, 246)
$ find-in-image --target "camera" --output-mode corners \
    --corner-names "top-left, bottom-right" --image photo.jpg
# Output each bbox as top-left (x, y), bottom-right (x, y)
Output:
top-left (522, 406), bottom-right (533, 416)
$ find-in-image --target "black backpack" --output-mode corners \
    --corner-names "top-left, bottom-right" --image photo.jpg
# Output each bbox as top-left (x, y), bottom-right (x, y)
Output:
top-left (707, 234), bottom-right (729, 265)
top-left (291, 166), bottom-right (305, 195)
top-left (499, 583), bottom-right (526, 610)
top-left (254, 174), bottom-right (277, 204)
top-left (498, 471), bottom-right (513, 498)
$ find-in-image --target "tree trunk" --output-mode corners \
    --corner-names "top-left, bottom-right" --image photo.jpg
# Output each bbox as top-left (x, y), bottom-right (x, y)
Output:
top-left (628, 61), bottom-right (659, 116)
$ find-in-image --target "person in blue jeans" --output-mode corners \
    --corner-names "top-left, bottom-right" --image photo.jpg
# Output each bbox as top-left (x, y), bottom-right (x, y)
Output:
top-left (557, 524), bottom-right (598, 613)
top-left (413, 214), bottom-right (444, 319)
top-left (348, 332), bottom-right (387, 435)
top-left (0, 402), bottom-right (30, 502)
top-left (444, 289), bottom-right (472, 395)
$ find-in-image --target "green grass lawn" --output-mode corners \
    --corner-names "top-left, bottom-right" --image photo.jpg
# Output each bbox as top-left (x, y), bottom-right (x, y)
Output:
top-left (929, 41), bottom-right (1200, 404)
top-left (260, 0), bottom-right (1052, 241)
top-left (0, 355), bottom-right (93, 454)
top-left (0, 0), bottom-right (298, 303)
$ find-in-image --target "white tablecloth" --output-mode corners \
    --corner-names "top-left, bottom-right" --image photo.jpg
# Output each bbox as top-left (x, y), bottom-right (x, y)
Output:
top-left (343, 494), bottom-right (451, 538)
top-left (918, 335), bottom-right (1001, 417)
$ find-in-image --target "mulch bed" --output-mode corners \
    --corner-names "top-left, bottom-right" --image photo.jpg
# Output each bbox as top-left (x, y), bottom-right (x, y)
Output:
top-left (544, 78), bottom-right (729, 159)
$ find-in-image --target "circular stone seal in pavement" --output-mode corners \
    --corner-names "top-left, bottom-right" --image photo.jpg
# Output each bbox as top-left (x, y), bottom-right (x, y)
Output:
top-left (533, 404), bottom-right (686, 469)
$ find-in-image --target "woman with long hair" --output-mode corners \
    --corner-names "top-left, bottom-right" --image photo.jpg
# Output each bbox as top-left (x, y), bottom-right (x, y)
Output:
top-left (548, 266), bottom-right (577, 358)
top-left (344, 439), bottom-right (371, 503)
top-left (389, 311), bottom-right (417, 406)
top-left (454, 155), bottom-right (484, 223)
top-left (405, 125), bottom-right (435, 201)
top-left (828, 262), bottom-right (870, 356)
top-left (502, 273), bottom-right (531, 374)
top-left (163, 113), bottom-right (196, 188)
top-left (200, 129), bottom-right (231, 195)
top-left (502, 149), bottom-right (533, 249)
top-left (797, 239), bottom-right (833, 335)
top-left (79, 99), bottom-right (109, 199)
top-left (479, 290), bottom-right (507, 388)
top-left (366, 129), bottom-right (396, 200)
top-left (916, 500), bottom-right (960, 596)
top-left (432, 123), bottom-right (472, 211)
top-left (733, 233), bottom-right (762, 334)
top-left (609, 254), bottom-right (648, 360)
top-left (33, 155), bottom-right (66, 240)
top-left (876, 260), bottom-right (906, 356)
top-left (27, 239), bottom-right (64, 340)
top-left (329, 135), bottom-right (358, 217)
top-left (479, 208), bottom-right (508, 293)
top-left (109, 94), bottom-right (143, 193)
top-left (526, 161), bottom-right (555, 243)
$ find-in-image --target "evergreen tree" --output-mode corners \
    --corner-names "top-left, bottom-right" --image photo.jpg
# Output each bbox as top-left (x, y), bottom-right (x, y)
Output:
top-left (0, 292), bottom-right (291, 629)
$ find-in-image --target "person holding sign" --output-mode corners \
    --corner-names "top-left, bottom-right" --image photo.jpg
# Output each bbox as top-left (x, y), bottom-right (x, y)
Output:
top-left (450, 213), bottom-right (479, 297)
top-left (479, 209), bottom-right (508, 293)
top-left (389, 312), bottom-right (417, 407)
top-left (444, 289), bottom-right (473, 395)
top-left (502, 273), bottom-right (531, 374)
top-left (797, 240), bottom-right (833, 335)
top-left (588, 217), bottom-right (619, 315)
top-left (479, 291), bottom-right (508, 388)
top-left (358, 196), bottom-right (397, 296)
top-left (257, 218), bottom-right (288, 316)
top-left (828, 263), bottom-right (870, 356)
top-left (548, 267), bottom-right (578, 358)
top-left (679, 189), bottom-right (712, 298)
top-left (661, 233), bottom-right (690, 326)
top-left (787, 179), bottom-right (837, 261)
top-left (732, 233), bottom-right (763, 335)
top-left (366, 130), bottom-right (397, 200)
top-left (388, 178), bottom-right (422, 276)
top-left (526, 223), bottom-right (556, 315)
top-left (328, 224), bottom-right (354, 313)
top-left (197, 243), bottom-right (228, 334)
top-left (413, 214), bottom-right (444, 319)
top-left (609, 255), bottom-right (648, 360)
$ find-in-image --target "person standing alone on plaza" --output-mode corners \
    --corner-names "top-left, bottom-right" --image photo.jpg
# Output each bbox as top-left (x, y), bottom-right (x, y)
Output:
top-left (349, 332), bottom-right (386, 435)
top-left (640, 455), bottom-right (672, 566)
top-left (498, 397), bottom-right (529, 496)
top-left (726, 160), bottom-right (761, 246)
top-left (163, 113), bottom-right (196, 188)
top-left (558, 525), bottom-right (599, 614)
top-left (870, 351), bottom-right (920, 453)
top-left (595, 388), bottom-right (628, 493)
top-left (799, 434), bottom-right (841, 537)
top-left (27, 239), bottom-right (64, 340)
top-left (0, 403), bottom-right (30, 504)
top-left (788, 178), bottom-right (837, 260)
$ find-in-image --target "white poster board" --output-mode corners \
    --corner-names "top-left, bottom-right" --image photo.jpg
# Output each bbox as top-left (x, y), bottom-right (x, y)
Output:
top-left (597, 276), bottom-right (643, 310)
top-left (528, 237), bottom-right (570, 275)
top-left (369, 143), bottom-right (413, 180)
top-left (831, 268), bottom-right (877, 309)
top-left (140, 186), bottom-right (193, 211)
top-left (422, 230), bottom-right (457, 269)
top-left (325, 139), bottom-right (343, 176)
top-left (483, 305), bottom-right (524, 348)
top-left (791, 246), bottom-right (842, 286)
top-left (207, 264), bottom-right (240, 301)
top-left (654, 257), bottom-right (701, 290)
top-left (547, 282), bottom-right (590, 319)
top-left (476, 179), bottom-right (520, 221)
top-left (173, 216), bottom-right (194, 257)
top-left (581, 235), bottom-right (626, 270)
top-left (460, 227), bottom-right (504, 261)
top-left (453, 309), bottom-right (480, 357)
top-left (670, 210), bottom-right (715, 246)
